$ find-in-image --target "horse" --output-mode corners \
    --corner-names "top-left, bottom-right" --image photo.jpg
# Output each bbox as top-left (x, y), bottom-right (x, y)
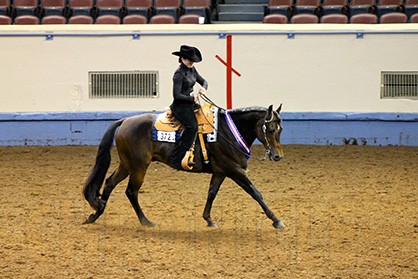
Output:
top-left (83, 102), bottom-right (285, 229)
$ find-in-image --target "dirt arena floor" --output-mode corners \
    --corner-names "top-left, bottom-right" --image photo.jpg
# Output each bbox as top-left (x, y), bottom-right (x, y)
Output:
top-left (1, 144), bottom-right (417, 278)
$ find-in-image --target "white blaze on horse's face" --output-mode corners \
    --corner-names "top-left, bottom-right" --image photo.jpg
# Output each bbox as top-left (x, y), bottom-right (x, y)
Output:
top-left (263, 104), bottom-right (284, 162)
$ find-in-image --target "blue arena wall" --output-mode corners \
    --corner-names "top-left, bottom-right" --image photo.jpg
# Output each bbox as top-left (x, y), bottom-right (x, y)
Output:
top-left (1, 112), bottom-right (417, 146)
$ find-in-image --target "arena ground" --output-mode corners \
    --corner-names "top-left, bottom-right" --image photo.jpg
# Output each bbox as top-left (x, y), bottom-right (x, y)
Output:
top-left (0, 144), bottom-right (417, 278)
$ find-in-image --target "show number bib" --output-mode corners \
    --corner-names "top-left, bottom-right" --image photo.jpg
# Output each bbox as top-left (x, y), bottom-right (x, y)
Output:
top-left (157, 131), bottom-right (176, 143)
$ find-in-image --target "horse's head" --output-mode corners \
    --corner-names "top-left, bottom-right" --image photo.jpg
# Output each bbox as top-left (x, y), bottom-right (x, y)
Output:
top-left (258, 104), bottom-right (284, 162)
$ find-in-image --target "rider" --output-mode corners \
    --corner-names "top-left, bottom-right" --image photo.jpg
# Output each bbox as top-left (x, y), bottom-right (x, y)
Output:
top-left (170, 45), bottom-right (208, 170)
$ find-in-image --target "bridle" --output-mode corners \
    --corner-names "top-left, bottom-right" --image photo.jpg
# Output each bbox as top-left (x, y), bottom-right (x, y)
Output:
top-left (260, 111), bottom-right (280, 161)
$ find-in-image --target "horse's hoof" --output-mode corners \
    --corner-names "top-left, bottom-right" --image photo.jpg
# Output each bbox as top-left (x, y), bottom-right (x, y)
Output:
top-left (143, 221), bottom-right (157, 228)
top-left (207, 222), bottom-right (217, 228)
top-left (273, 220), bottom-right (286, 230)
top-left (83, 213), bottom-right (97, 224)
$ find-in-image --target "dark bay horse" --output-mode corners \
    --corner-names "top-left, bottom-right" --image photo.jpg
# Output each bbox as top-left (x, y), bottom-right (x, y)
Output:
top-left (83, 104), bottom-right (285, 229)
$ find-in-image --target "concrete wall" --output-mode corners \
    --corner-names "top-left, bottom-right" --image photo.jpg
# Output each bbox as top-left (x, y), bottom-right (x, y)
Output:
top-left (0, 24), bottom-right (417, 146)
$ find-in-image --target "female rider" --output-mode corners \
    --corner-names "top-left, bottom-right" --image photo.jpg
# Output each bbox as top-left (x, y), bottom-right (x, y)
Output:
top-left (170, 45), bottom-right (208, 170)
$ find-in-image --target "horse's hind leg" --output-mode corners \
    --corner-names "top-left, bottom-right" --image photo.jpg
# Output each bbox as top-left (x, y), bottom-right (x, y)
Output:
top-left (126, 170), bottom-right (156, 227)
top-left (85, 163), bottom-right (129, 224)
top-left (203, 174), bottom-right (226, 227)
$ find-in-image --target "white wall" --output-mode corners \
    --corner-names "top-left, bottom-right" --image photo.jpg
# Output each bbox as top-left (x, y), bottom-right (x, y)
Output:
top-left (0, 24), bottom-right (417, 113)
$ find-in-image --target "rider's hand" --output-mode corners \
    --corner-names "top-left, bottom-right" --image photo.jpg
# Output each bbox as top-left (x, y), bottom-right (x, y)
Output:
top-left (199, 87), bottom-right (207, 95)
top-left (194, 95), bottom-right (199, 103)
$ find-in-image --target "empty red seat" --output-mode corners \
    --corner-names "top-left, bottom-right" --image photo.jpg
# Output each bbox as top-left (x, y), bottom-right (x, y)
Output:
top-left (69, 0), bottom-right (94, 17)
top-left (320, 13), bottom-right (348, 23)
top-left (183, 0), bottom-right (211, 22)
top-left (41, 0), bottom-right (66, 17)
top-left (0, 15), bottom-right (11, 24)
top-left (68, 14), bottom-right (94, 23)
top-left (13, 0), bottom-right (38, 18)
top-left (42, 14), bottom-right (66, 23)
top-left (125, 0), bottom-right (152, 20)
top-left (150, 14), bottom-right (175, 23)
top-left (179, 14), bottom-right (200, 23)
top-left (294, 0), bottom-right (320, 15)
top-left (96, 14), bottom-right (121, 23)
top-left (321, 0), bottom-right (348, 16)
top-left (263, 14), bottom-right (287, 23)
top-left (0, 0), bottom-right (10, 16)
top-left (291, 13), bottom-right (318, 22)
top-left (410, 12), bottom-right (418, 22)
top-left (123, 14), bottom-right (147, 23)
top-left (404, 0), bottom-right (418, 21)
top-left (154, 0), bottom-right (181, 22)
top-left (96, 0), bottom-right (123, 17)
top-left (14, 14), bottom-right (39, 24)
top-left (350, 12), bottom-right (377, 23)
top-left (349, 0), bottom-right (376, 17)
top-left (267, 0), bottom-right (293, 19)
top-left (379, 12), bottom-right (407, 23)
top-left (376, 0), bottom-right (403, 18)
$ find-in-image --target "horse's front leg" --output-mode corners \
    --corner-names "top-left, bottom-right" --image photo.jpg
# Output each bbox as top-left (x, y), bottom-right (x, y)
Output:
top-left (229, 168), bottom-right (285, 230)
top-left (203, 173), bottom-right (226, 227)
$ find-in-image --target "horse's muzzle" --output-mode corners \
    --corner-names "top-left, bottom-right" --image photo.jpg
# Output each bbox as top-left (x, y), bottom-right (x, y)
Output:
top-left (269, 152), bottom-right (283, 161)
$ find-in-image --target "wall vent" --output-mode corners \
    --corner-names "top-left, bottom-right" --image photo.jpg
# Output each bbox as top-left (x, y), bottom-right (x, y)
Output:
top-left (381, 71), bottom-right (418, 99)
top-left (89, 71), bottom-right (159, 98)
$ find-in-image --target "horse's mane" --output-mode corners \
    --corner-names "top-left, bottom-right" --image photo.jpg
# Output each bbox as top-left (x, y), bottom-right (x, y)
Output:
top-left (223, 106), bottom-right (267, 114)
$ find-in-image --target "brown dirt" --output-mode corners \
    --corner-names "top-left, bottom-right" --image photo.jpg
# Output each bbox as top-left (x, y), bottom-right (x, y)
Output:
top-left (0, 145), bottom-right (417, 278)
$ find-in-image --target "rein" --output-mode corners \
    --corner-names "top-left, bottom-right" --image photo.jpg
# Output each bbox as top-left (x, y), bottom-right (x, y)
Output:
top-left (197, 93), bottom-right (273, 161)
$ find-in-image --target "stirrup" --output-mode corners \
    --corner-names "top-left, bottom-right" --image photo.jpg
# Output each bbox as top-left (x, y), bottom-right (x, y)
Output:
top-left (181, 149), bottom-right (195, 170)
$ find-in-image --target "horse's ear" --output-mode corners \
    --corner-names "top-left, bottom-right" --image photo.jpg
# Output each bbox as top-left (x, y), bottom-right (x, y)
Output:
top-left (276, 103), bottom-right (282, 114)
top-left (267, 105), bottom-right (273, 120)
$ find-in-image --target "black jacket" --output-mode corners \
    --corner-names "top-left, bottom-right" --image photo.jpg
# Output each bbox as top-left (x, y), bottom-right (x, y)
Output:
top-left (172, 62), bottom-right (208, 105)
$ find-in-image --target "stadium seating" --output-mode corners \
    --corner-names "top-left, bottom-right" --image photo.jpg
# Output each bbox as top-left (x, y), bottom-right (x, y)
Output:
top-left (123, 14), bottom-right (147, 24)
top-left (291, 13), bottom-right (318, 22)
top-left (0, 0), bottom-right (415, 24)
top-left (350, 12), bottom-right (378, 23)
top-left (263, 13), bottom-right (288, 23)
top-left (321, 13), bottom-right (348, 23)
top-left (150, 14), bottom-right (175, 23)
top-left (379, 11), bottom-right (407, 22)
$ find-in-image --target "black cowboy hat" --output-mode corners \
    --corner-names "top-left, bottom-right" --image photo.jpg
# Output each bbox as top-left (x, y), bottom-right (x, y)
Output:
top-left (172, 45), bottom-right (202, 63)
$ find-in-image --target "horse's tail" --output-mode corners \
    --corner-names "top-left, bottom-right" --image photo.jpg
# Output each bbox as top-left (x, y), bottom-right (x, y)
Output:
top-left (83, 119), bottom-right (124, 211)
